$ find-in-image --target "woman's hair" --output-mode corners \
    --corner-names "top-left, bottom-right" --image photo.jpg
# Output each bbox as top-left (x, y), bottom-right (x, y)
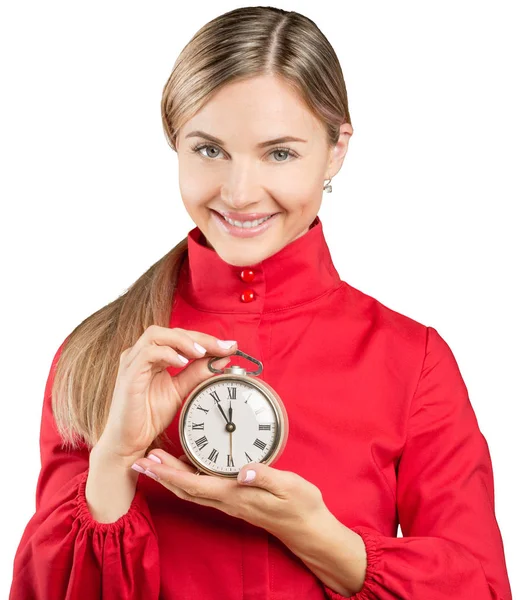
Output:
top-left (52, 6), bottom-right (353, 455)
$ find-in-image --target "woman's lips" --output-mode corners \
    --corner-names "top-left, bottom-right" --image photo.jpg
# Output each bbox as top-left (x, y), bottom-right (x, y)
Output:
top-left (211, 210), bottom-right (279, 238)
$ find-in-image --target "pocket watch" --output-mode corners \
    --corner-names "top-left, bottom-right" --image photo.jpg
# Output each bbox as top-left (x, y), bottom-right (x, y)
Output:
top-left (178, 349), bottom-right (289, 478)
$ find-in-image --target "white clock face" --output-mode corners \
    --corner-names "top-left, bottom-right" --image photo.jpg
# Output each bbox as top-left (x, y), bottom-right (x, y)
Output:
top-left (183, 379), bottom-right (278, 475)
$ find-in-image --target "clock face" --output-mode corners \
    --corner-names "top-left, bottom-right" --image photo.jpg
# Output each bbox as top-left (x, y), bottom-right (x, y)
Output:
top-left (182, 378), bottom-right (279, 475)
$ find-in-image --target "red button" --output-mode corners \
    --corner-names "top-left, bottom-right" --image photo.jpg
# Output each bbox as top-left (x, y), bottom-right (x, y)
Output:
top-left (240, 289), bottom-right (255, 303)
top-left (240, 269), bottom-right (255, 282)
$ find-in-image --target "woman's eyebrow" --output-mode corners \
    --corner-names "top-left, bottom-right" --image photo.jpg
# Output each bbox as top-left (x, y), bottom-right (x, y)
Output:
top-left (185, 130), bottom-right (308, 148)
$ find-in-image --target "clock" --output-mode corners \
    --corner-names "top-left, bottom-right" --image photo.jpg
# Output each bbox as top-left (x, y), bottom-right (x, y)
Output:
top-left (178, 349), bottom-right (289, 478)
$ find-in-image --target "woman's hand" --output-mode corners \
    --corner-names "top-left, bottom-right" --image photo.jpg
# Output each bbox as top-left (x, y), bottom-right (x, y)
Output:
top-left (131, 450), bottom-right (329, 544)
top-left (96, 325), bottom-right (237, 463)
top-left (132, 451), bottom-right (369, 597)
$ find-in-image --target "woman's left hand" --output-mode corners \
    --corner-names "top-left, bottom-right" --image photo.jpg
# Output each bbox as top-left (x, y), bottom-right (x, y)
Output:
top-left (131, 449), bottom-right (329, 543)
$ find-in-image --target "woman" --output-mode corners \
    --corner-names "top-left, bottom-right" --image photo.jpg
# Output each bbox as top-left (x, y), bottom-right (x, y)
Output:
top-left (9, 6), bottom-right (512, 600)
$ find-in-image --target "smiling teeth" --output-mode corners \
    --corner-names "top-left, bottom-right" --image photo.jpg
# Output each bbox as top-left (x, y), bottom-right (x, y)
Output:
top-left (222, 215), bottom-right (272, 228)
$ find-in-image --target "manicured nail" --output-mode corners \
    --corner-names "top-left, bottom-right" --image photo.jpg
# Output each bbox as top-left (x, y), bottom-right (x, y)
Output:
top-left (144, 469), bottom-right (159, 481)
top-left (131, 463), bottom-right (146, 474)
top-left (193, 342), bottom-right (207, 355)
top-left (177, 353), bottom-right (189, 364)
top-left (147, 454), bottom-right (162, 464)
top-left (217, 340), bottom-right (236, 349)
top-left (242, 470), bottom-right (256, 483)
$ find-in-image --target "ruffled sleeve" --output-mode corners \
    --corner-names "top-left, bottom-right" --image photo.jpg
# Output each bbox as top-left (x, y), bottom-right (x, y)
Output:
top-left (9, 339), bottom-right (160, 600)
top-left (322, 327), bottom-right (512, 600)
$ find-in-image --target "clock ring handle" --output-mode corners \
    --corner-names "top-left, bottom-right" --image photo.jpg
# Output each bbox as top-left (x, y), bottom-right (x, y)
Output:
top-left (207, 349), bottom-right (263, 376)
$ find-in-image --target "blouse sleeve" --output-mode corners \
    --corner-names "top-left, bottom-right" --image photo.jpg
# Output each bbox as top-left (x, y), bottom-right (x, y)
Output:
top-left (9, 338), bottom-right (161, 600)
top-left (322, 326), bottom-right (512, 600)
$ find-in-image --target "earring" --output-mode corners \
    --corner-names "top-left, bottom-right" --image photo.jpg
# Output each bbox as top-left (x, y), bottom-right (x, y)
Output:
top-left (323, 177), bottom-right (332, 193)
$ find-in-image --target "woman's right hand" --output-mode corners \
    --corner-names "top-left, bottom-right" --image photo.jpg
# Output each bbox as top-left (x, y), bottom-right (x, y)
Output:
top-left (93, 325), bottom-right (237, 464)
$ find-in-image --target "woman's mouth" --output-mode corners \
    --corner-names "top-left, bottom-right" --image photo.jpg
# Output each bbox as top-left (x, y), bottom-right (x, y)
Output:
top-left (211, 210), bottom-right (279, 238)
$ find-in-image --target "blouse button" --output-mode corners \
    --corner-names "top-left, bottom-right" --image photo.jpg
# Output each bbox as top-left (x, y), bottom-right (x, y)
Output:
top-left (240, 269), bottom-right (255, 282)
top-left (240, 289), bottom-right (255, 303)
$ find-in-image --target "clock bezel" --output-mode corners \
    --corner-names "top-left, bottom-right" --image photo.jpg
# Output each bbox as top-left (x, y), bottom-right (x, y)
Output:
top-left (178, 373), bottom-right (289, 478)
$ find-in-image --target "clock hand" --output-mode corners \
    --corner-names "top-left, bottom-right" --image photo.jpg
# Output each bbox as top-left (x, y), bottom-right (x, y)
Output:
top-left (216, 402), bottom-right (230, 424)
top-left (228, 400), bottom-right (234, 466)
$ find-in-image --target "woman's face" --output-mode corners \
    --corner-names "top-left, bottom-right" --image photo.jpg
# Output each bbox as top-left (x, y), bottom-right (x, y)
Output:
top-left (176, 74), bottom-right (352, 266)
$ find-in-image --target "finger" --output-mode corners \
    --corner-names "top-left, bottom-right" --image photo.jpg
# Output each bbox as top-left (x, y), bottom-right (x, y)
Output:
top-left (237, 463), bottom-right (299, 499)
top-left (126, 325), bottom-right (237, 366)
top-left (134, 451), bottom-right (196, 475)
top-left (142, 464), bottom-right (233, 501)
top-left (144, 450), bottom-right (196, 472)
top-left (132, 461), bottom-right (225, 510)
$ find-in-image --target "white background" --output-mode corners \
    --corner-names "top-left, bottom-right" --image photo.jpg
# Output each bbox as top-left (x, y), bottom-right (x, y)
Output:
top-left (1, 0), bottom-right (518, 596)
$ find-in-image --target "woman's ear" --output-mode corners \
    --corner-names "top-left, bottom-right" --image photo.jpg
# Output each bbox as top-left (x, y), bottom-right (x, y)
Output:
top-left (328, 121), bottom-right (353, 178)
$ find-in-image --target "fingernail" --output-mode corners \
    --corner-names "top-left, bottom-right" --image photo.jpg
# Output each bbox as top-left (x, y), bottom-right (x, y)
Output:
top-left (193, 342), bottom-right (207, 355)
top-left (217, 340), bottom-right (236, 349)
top-left (131, 463), bottom-right (146, 474)
top-left (177, 353), bottom-right (189, 364)
top-left (242, 470), bottom-right (256, 483)
top-left (147, 454), bottom-right (162, 464)
top-left (144, 469), bottom-right (159, 481)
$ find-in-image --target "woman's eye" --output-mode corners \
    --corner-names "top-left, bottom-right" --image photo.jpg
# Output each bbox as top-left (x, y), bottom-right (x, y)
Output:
top-left (191, 144), bottom-right (297, 162)
top-left (197, 145), bottom-right (221, 159)
top-left (271, 149), bottom-right (295, 162)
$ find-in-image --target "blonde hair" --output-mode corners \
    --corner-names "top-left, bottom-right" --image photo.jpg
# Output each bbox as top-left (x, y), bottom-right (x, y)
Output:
top-left (52, 6), bottom-right (353, 455)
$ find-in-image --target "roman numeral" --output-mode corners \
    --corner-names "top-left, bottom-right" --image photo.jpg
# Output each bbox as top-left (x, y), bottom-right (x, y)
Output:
top-left (227, 455), bottom-right (234, 467)
top-left (227, 387), bottom-right (237, 399)
top-left (192, 422), bottom-right (204, 430)
top-left (253, 438), bottom-right (267, 451)
top-left (196, 405), bottom-right (209, 414)
top-left (208, 448), bottom-right (219, 463)
top-left (195, 436), bottom-right (209, 450)
top-left (254, 406), bottom-right (266, 415)
top-left (245, 452), bottom-right (253, 463)
top-left (258, 424), bottom-right (271, 431)
top-left (210, 391), bottom-right (221, 404)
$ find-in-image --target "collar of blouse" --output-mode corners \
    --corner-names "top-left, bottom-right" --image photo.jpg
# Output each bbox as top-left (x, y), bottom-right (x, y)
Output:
top-left (176, 215), bottom-right (342, 314)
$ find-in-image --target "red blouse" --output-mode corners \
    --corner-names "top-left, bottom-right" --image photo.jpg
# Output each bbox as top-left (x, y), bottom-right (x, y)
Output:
top-left (10, 216), bottom-right (512, 599)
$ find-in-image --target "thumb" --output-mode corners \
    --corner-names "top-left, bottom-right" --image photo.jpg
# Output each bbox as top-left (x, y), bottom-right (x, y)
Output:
top-left (237, 462), bottom-right (289, 497)
top-left (170, 355), bottom-right (232, 400)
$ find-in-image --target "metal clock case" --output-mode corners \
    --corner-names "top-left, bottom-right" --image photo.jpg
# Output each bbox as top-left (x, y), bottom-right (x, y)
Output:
top-left (178, 350), bottom-right (289, 478)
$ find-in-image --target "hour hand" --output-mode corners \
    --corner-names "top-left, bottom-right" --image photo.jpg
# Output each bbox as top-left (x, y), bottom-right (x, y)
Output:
top-left (217, 402), bottom-right (230, 424)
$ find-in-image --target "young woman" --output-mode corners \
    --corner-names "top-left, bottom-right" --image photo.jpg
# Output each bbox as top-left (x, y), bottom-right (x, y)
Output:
top-left (9, 6), bottom-right (512, 600)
